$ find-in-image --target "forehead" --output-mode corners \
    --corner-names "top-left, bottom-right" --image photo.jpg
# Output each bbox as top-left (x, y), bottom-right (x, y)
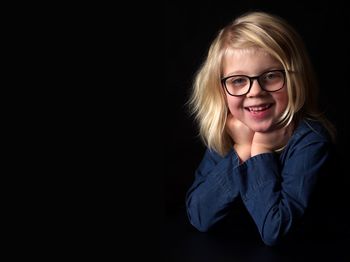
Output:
top-left (225, 47), bottom-right (268, 56)
top-left (222, 47), bottom-right (281, 75)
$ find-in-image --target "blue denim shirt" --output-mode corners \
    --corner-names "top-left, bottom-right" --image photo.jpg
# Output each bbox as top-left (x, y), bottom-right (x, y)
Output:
top-left (186, 119), bottom-right (331, 246)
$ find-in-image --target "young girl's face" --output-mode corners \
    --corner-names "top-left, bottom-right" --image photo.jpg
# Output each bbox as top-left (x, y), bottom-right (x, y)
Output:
top-left (222, 48), bottom-right (288, 132)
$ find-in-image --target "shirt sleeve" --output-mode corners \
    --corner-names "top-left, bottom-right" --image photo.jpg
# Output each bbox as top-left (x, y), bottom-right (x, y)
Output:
top-left (237, 138), bottom-right (330, 246)
top-left (186, 149), bottom-right (241, 232)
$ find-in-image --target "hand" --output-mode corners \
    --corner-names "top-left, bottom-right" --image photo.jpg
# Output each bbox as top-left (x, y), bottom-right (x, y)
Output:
top-left (226, 113), bottom-right (254, 145)
top-left (226, 113), bottom-right (254, 162)
top-left (251, 124), bottom-right (293, 156)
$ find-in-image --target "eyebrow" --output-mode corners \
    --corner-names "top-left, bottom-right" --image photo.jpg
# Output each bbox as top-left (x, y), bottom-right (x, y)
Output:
top-left (224, 67), bottom-right (282, 77)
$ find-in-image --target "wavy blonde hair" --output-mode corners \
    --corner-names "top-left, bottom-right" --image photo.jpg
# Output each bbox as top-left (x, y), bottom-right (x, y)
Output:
top-left (188, 11), bottom-right (335, 156)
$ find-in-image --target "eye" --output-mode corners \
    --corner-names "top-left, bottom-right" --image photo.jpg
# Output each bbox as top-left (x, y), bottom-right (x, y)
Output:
top-left (262, 71), bottom-right (284, 83)
top-left (265, 72), bottom-right (277, 79)
top-left (229, 76), bottom-right (248, 87)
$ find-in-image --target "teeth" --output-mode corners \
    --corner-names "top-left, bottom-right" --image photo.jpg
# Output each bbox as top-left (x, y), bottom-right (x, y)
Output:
top-left (249, 105), bottom-right (270, 112)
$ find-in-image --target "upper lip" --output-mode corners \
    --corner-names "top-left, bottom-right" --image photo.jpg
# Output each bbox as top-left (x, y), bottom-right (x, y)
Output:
top-left (244, 103), bottom-right (272, 108)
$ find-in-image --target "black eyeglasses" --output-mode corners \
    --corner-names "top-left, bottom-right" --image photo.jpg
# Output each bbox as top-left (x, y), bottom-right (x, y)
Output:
top-left (221, 70), bottom-right (286, 96)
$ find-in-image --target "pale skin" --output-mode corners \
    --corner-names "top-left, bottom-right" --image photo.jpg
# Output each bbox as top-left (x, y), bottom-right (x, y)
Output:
top-left (223, 48), bottom-right (293, 162)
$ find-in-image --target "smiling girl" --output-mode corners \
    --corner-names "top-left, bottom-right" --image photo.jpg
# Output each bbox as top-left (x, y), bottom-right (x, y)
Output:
top-left (186, 11), bottom-right (335, 246)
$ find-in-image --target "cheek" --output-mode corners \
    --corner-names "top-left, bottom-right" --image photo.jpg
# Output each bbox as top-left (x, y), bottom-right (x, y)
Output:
top-left (275, 92), bottom-right (289, 112)
top-left (226, 96), bottom-right (243, 115)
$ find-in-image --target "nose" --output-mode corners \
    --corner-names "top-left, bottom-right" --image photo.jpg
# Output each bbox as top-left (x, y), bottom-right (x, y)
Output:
top-left (246, 79), bottom-right (265, 97)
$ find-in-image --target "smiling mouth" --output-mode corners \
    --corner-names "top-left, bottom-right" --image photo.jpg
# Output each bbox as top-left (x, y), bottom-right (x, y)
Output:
top-left (245, 104), bottom-right (273, 112)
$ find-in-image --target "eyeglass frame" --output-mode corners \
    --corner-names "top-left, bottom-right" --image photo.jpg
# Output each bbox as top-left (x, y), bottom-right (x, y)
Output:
top-left (221, 69), bottom-right (286, 97)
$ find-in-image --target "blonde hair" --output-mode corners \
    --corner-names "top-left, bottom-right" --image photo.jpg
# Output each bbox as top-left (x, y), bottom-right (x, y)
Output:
top-left (188, 11), bottom-right (335, 156)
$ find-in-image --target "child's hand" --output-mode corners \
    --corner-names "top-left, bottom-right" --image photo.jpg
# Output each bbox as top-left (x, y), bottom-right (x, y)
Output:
top-left (251, 124), bottom-right (293, 156)
top-left (226, 113), bottom-right (254, 145)
top-left (226, 113), bottom-right (254, 162)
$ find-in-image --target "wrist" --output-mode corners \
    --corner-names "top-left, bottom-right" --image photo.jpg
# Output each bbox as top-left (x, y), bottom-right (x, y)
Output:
top-left (251, 145), bottom-right (272, 157)
top-left (234, 144), bottom-right (251, 163)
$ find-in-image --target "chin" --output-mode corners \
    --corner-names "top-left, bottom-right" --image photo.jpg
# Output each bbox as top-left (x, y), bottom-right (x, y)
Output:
top-left (252, 127), bottom-right (272, 133)
top-left (248, 121), bottom-right (274, 133)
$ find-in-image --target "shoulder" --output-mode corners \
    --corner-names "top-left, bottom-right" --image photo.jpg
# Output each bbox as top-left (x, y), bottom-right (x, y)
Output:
top-left (291, 119), bottom-right (330, 144)
top-left (202, 148), bottom-right (233, 162)
top-left (194, 148), bottom-right (233, 175)
top-left (281, 119), bottom-right (331, 159)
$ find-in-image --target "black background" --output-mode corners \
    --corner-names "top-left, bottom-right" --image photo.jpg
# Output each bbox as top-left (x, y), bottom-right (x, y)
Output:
top-left (165, 0), bottom-right (350, 216)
